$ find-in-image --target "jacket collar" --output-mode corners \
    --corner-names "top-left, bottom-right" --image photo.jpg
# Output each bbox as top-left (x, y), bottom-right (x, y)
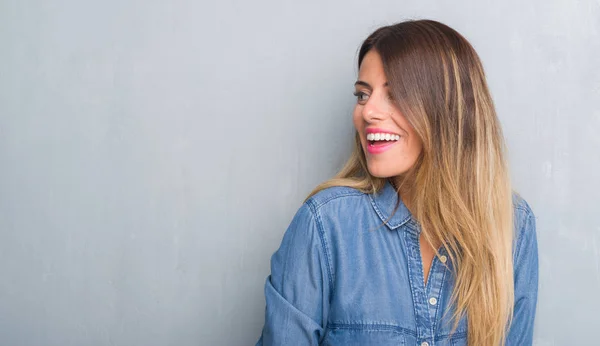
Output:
top-left (368, 179), bottom-right (413, 230)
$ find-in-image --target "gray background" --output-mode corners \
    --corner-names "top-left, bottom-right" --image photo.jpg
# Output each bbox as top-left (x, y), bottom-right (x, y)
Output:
top-left (1, 0), bottom-right (598, 345)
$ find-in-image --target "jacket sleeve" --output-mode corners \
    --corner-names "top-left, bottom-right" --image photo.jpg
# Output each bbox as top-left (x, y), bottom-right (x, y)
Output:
top-left (506, 206), bottom-right (539, 345)
top-left (256, 201), bottom-right (331, 346)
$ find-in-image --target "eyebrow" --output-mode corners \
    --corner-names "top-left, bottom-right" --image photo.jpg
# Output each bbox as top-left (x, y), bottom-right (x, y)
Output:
top-left (354, 81), bottom-right (389, 89)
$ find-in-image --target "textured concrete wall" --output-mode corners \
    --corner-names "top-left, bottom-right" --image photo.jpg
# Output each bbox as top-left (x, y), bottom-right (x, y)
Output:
top-left (1, 0), bottom-right (598, 345)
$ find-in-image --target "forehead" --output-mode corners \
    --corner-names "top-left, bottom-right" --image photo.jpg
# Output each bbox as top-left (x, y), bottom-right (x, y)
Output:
top-left (358, 50), bottom-right (386, 81)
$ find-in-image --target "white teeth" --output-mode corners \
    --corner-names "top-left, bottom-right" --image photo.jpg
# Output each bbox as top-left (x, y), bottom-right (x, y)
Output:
top-left (366, 133), bottom-right (400, 141)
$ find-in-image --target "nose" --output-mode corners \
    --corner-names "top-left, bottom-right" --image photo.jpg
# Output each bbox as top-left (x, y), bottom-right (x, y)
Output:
top-left (362, 98), bottom-right (386, 123)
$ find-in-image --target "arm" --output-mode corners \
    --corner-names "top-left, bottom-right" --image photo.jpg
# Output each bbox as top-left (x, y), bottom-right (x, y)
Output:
top-left (506, 207), bottom-right (539, 345)
top-left (256, 201), bottom-right (331, 346)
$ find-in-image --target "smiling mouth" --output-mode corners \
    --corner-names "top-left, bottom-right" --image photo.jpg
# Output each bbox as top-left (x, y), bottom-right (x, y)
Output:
top-left (367, 133), bottom-right (401, 146)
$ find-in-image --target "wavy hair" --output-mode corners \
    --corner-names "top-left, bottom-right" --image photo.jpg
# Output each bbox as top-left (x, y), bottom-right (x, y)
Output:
top-left (306, 19), bottom-right (515, 345)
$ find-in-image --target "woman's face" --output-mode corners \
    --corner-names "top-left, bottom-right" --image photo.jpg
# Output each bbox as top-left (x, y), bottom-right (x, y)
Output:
top-left (352, 50), bottom-right (423, 179)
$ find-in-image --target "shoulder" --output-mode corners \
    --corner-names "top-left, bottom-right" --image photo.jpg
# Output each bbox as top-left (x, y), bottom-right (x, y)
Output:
top-left (512, 192), bottom-right (534, 216)
top-left (300, 185), bottom-right (369, 248)
top-left (512, 192), bottom-right (536, 228)
top-left (282, 186), bottom-right (367, 287)
top-left (511, 192), bottom-right (538, 258)
top-left (287, 185), bottom-right (366, 236)
top-left (304, 185), bottom-right (366, 212)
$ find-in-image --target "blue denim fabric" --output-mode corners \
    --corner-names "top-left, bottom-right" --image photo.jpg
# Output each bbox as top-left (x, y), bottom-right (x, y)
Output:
top-left (256, 180), bottom-right (538, 346)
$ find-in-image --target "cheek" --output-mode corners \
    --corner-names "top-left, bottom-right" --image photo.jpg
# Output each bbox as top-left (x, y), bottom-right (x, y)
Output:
top-left (353, 111), bottom-right (365, 142)
top-left (352, 108), bottom-right (362, 129)
top-left (392, 114), bottom-right (422, 159)
top-left (406, 130), bottom-right (423, 159)
top-left (367, 132), bottom-right (422, 177)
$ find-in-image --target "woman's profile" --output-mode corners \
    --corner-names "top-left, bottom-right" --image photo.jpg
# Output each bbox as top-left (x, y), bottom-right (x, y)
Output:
top-left (256, 19), bottom-right (538, 346)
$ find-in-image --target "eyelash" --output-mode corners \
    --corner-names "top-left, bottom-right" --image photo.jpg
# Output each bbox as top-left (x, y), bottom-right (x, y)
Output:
top-left (352, 91), bottom-right (394, 103)
top-left (353, 91), bottom-right (369, 102)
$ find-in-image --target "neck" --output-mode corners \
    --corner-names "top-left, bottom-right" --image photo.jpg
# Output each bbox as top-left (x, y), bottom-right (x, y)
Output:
top-left (390, 175), bottom-right (417, 215)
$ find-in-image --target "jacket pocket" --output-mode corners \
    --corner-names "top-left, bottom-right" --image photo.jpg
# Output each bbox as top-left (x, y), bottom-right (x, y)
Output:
top-left (322, 324), bottom-right (405, 346)
top-left (450, 335), bottom-right (467, 346)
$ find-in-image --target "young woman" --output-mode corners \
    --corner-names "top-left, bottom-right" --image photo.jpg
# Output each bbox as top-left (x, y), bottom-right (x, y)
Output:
top-left (256, 19), bottom-right (538, 346)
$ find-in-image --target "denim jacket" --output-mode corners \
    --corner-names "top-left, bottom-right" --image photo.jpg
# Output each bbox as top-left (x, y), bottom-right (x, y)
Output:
top-left (256, 180), bottom-right (538, 346)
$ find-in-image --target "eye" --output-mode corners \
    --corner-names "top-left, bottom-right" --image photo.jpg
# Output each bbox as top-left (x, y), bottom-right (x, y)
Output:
top-left (353, 91), bottom-right (369, 104)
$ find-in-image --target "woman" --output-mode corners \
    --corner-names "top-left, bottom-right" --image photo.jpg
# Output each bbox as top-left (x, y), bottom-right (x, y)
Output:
top-left (256, 19), bottom-right (538, 346)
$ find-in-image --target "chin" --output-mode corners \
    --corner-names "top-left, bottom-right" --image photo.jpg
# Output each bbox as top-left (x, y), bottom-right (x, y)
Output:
top-left (367, 165), bottom-right (396, 179)
top-left (367, 162), bottom-right (411, 179)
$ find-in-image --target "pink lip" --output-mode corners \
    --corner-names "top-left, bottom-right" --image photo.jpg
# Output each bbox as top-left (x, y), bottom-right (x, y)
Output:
top-left (366, 141), bottom-right (398, 154)
top-left (365, 127), bottom-right (400, 154)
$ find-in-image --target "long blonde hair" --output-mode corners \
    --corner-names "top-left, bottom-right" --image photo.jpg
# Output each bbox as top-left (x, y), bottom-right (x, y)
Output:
top-left (306, 20), bottom-right (515, 346)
